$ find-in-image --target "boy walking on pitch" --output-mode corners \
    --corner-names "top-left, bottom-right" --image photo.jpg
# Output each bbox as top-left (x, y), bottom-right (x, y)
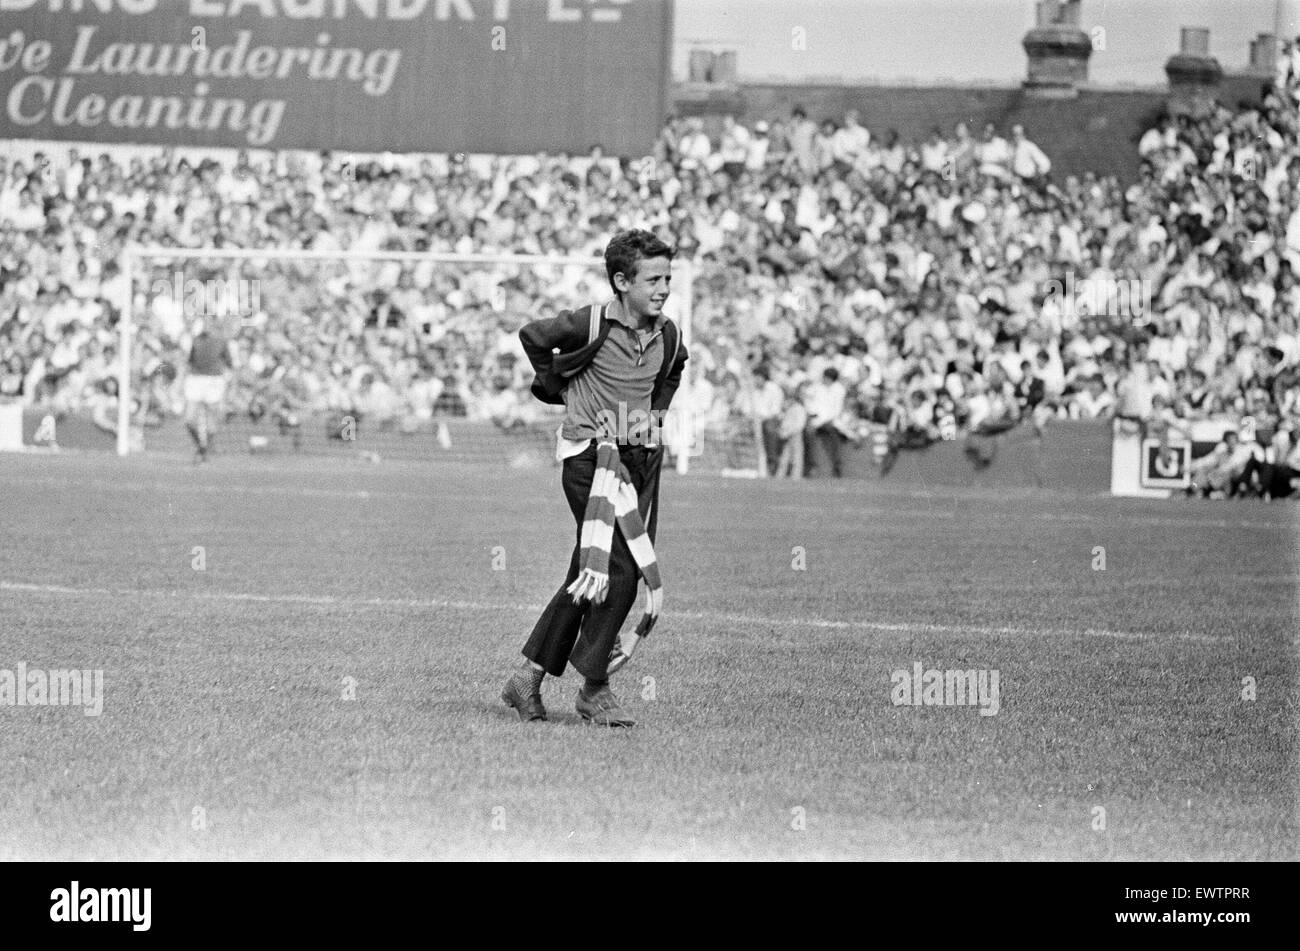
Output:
top-left (501, 230), bottom-right (689, 727)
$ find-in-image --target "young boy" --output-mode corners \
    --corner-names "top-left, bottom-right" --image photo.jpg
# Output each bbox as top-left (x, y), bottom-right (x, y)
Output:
top-left (501, 230), bottom-right (689, 727)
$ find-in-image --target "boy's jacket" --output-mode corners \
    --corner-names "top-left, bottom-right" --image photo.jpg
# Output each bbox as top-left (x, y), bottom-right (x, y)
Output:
top-left (518, 303), bottom-right (689, 409)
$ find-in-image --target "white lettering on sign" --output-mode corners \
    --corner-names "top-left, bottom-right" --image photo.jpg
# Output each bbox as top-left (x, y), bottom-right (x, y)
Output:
top-left (0, 0), bottom-right (629, 20)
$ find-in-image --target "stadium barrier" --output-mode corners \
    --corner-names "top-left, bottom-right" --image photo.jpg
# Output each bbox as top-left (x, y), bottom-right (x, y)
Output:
top-left (10, 408), bottom-right (761, 471)
top-left (803, 419), bottom-right (1114, 492)
top-left (16, 409), bottom-right (557, 464)
top-left (11, 409), bottom-right (1114, 493)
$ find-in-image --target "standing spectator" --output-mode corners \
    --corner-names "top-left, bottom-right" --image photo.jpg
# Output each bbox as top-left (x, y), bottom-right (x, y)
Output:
top-left (920, 126), bottom-right (950, 175)
top-left (1115, 361), bottom-right (1154, 422)
top-left (719, 115), bottom-right (752, 180)
top-left (774, 381), bottom-right (809, 479)
top-left (749, 365), bottom-right (784, 475)
top-left (813, 119), bottom-right (839, 174)
top-left (787, 106), bottom-right (818, 176)
top-left (830, 109), bottom-right (870, 172)
top-left (975, 123), bottom-right (1013, 178)
top-left (1011, 125), bottom-right (1052, 181)
top-left (1071, 375), bottom-right (1115, 419)
top-left (677, 118), bottom-right (712, 171)
top-left (746, 121), bottom-right (771, 174)
top-left (804, 367), bottom-right (849, 477)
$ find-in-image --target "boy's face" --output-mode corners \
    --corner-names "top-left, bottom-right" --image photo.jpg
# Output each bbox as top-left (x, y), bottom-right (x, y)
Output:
top-left (615, 255), bottom-right (671, 320)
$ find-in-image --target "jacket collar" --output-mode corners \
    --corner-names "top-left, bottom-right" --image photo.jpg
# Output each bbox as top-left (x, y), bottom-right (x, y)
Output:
top-left (605, 300), bottom-right (665, 333)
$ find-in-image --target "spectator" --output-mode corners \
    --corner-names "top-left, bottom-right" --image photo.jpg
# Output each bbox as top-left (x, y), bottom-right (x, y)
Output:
top-left (748, 365), bottom-right (785, 475)
top-left (830, 109), bottom-right (871, 171)
top-left (1011, 125), bottom-right (1052, 181)
top-left (1188, 428), bottom-right (1259, 498)
top-left (787, 106), bottom-right (818, 176)
top-left (719, 115), bottom-right (752, 179)
top-left (804, 367), bottom-right (850, 477)
top-left (774, 380), bottom-right (809, 479)
top-left (746, 121), bottom-right (772, 174)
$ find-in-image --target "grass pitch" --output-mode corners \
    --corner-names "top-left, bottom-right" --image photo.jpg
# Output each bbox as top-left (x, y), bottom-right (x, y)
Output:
top-left (0, 449), bottom-right (1295, 860)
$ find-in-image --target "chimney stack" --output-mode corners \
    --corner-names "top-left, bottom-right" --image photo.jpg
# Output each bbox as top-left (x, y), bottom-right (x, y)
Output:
top-left (1165, 27), bottom-right (1223, 116)
top-left (686, 45), bottom-right (738, 85)
top-left (1247, 33), bottom-right (1278, 74)
top-left (1022, 0), bottom-right (1093, 98)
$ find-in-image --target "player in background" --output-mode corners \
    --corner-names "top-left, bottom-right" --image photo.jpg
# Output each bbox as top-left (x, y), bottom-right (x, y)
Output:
top-left (183, 318), bottom-right (232, 462)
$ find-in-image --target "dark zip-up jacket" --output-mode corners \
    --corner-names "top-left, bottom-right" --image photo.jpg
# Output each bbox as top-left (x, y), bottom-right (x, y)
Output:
top-left (519, 302), bottom-right (689, 545)
top-left (519, 303), bottom-right (689, 411)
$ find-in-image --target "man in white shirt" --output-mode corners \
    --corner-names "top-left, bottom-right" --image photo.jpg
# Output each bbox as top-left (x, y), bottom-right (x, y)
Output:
top-left (804, 367), bottom-right (849, 477)
top-left (2, 188), bottom-right (45, 232)
top-left (1011, 125), bottom-right (1051, 180)
top-left (1114, 362), bottom-right (1154, 420)
top-left (976, 124), bottom-right (1013, 177)
top-left (1071, 375), bottom-right (1115, 419)
top-left (677, 118), bottom-right (713, 170)
top-left (787, 107), bottom-right (818, 176)
top-left (830, 110), bottom-right (870, 170)
top-left (746, 122), bottom-right (771, 173)
top-left (1138, 119), bottom-right (1176, 159)
top-left (1135, 210), bottom-right (1168, 252)
top-left (748, 365), bottom-right (785, 475)
top-left (920, 127), bottom-right (949, 174)
top-left (719, 115), bottom-right (752, 178)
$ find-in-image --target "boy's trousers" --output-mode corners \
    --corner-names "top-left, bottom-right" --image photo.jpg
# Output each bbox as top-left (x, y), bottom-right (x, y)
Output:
top-left (523, 441), bottom-right (662, 680)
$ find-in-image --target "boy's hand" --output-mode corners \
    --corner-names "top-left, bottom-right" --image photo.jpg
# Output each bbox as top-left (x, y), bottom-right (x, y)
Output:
top-left (606, 632), bottom-right (641, 676)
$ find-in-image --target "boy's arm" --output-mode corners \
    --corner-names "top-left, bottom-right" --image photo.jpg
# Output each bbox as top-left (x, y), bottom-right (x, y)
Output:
top-left (517, 308), bottom-right (590, 378)
top-left (651, 339), bottom-right (690, 412)
top-left (518, 308), bottom-right (595, 401)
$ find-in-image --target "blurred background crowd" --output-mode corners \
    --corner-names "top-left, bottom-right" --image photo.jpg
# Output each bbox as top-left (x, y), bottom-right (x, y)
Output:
top-left (3, 41), bottom-right (1300, 493)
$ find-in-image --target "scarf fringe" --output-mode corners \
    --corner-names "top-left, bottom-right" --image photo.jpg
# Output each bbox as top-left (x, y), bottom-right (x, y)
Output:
top-left (567, 568), bottom-right (609, 605)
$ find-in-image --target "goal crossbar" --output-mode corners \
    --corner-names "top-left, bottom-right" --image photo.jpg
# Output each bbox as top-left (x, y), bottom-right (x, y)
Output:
top-left (116, 246), bottom-right (694, 472)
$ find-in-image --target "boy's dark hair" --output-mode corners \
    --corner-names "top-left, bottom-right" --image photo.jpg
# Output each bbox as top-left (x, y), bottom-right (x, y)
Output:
top-left (604, 229), bottom-right (674, 297)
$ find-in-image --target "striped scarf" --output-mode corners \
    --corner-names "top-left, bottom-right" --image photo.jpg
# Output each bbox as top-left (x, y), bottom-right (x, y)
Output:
top-left (566, 440), bottom-right (663, 637)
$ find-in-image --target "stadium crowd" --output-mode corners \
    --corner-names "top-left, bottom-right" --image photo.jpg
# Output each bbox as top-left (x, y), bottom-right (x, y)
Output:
top-left (2, 40), bottom-right (1300, 494)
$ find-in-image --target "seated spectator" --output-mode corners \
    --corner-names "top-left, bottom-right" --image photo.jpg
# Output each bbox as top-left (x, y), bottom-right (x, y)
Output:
top-left (1188, 429), bottom-right (1261, 498)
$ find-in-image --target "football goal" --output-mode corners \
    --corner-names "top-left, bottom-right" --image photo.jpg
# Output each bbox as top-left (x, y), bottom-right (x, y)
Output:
top-left (114, 246), bottom-right (702, 472)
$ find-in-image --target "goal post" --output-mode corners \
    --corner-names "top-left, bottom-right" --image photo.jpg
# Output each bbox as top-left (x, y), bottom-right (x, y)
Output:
top-left (116, 246), bottom-right (695, 472)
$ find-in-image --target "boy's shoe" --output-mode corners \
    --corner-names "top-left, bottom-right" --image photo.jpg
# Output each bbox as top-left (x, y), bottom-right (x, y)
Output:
top-left (501, 676), bottom-right (547, 722)
top-left (576, 683), bottom-right (635, 727)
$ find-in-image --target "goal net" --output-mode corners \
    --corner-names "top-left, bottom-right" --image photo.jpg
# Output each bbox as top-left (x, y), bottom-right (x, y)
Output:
top-left (114, 247), bottom-right (722, 472)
